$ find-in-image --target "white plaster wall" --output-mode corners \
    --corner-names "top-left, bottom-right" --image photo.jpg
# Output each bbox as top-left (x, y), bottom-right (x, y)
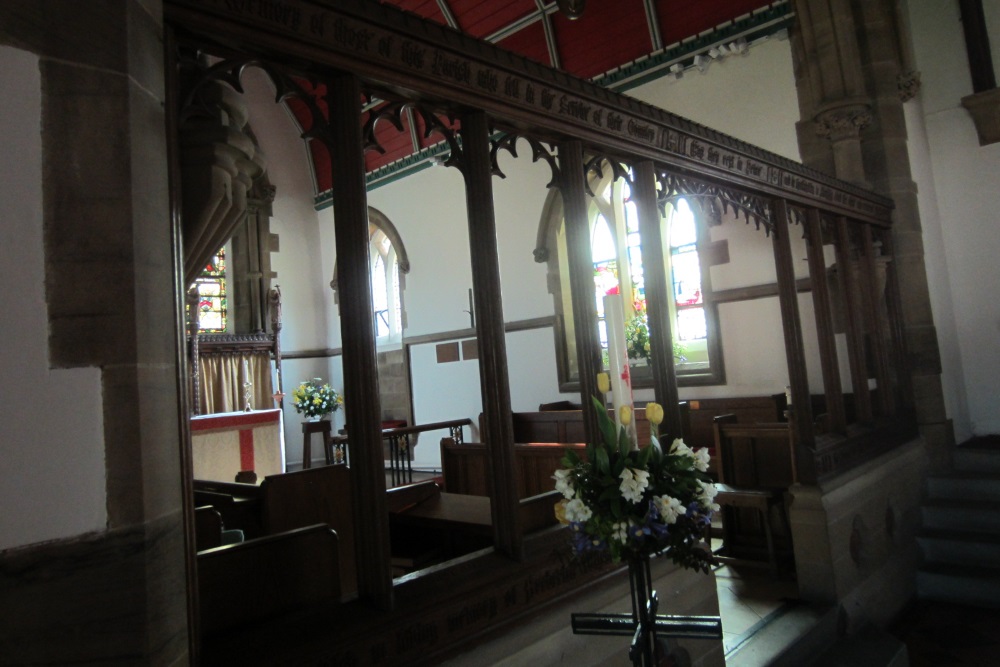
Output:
top-left (906, 0), bottom-right (1000, 436)
top-left (629, 35), bottom-right (802, 162)
top-left (0, 46), bottom-right (106, 550)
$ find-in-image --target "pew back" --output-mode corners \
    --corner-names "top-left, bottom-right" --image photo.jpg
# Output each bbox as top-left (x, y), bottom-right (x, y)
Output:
top-left (197, 525), bottom-right (340, 637)
top-left (261, 464), bottom-right (356, 598)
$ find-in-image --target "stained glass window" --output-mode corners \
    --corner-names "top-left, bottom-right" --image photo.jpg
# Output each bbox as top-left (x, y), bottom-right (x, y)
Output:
top-left (193, 248), bottom-right (227, 333)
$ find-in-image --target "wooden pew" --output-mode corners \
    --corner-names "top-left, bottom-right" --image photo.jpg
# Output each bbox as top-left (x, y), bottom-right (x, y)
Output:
top-left (260, 465), bottom-right (356, 598)
top-left (440, 440), bottom-right (587, 499)
top-left (195, 506), bottom-right (224, 552)
top-left (197, 525), bottom-right (340, 638)
top-left (193, 479), bottom-right (263, 540)
top-left (711, 414), bottom-right (796, 576)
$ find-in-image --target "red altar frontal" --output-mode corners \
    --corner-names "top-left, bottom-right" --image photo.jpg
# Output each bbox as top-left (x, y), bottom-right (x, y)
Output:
top-left (191, 409), bottom-right (285, 483)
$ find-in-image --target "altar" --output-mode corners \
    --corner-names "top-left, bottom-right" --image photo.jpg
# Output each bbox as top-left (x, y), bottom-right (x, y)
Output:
top-left (191, 409), bottom-right (285, 483)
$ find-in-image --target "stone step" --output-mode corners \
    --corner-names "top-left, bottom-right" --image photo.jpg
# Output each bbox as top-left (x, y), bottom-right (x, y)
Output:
top-left (921, 498), bottom-right (1000, 533)
top-left (809, 626), bottom-right (908, 667)
top-left (953, 447), bottom-right (1000, 474)
top-left (918, 528), bottom-right (1000, 567)
top-left (917, 562), bottom-right (1000, 609)
top-left (725, 602), bottom-right (836, 667)
top-left (926, 472), bottom-right (1000, 502)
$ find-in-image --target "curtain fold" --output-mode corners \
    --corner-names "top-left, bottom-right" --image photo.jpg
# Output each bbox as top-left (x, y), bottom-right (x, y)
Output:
top-left (198, 352), bottom-right (274, 414)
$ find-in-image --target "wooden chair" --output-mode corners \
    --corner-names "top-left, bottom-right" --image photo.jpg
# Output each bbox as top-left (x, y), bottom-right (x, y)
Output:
top-left (711, 414), bottom-right (796, 576)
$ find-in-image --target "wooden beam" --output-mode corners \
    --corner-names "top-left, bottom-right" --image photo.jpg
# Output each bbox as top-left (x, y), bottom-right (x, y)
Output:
top-left (859, 223), bottom-right (894, 416)
top-left (460, 111), bottom-right (521, 558)
top-left (634, 160), bottom-right (682, 439)
top-left (804, 208), bottom-right (846, 433)
top-left (559, 139), bottom-right (603, 445)
top-left (834, 216), bottom-right (873, 423)
top-left (326, 71), bottom-right (393, 609)
top-left (771, 198), bottom-right (816, 482)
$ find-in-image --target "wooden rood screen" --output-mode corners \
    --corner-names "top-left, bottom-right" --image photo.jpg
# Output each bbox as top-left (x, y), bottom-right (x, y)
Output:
top-left (166, 0), bottom-right (916, 635)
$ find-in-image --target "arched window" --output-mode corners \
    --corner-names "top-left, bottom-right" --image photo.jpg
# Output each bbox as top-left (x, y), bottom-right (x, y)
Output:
top-left (538, 176), bottom-right (724, 389)
top-left (331, 207), bottom-right (409, 346)
top-left (370, 228), bottom-right (402, 342)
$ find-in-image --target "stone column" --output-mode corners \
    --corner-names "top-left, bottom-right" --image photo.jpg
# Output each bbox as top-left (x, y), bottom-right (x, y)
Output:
top-left (790, 0), bottom-right (953, 462)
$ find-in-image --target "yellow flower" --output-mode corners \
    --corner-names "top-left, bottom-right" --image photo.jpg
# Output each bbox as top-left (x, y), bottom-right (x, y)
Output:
top-left (619, 405), bottom-right (632, 426)
top-left (645, 402), bottom-right (664, 425)
top-left (597, 372), bottom-right (610, 394)
top-left (554, 499), bottom-right (569, 525)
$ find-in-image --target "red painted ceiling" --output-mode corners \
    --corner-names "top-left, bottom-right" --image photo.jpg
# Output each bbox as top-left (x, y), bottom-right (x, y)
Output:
top-left (283, 0), bottom-right (781, 196)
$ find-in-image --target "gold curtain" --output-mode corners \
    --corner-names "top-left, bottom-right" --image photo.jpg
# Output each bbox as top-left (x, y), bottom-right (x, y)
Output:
top-left (199, 352), bottom-right (274, 414)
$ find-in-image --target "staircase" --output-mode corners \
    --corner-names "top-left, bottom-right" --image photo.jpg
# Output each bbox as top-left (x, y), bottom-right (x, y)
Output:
top-left (917, 445), bottom-right (1000, 608)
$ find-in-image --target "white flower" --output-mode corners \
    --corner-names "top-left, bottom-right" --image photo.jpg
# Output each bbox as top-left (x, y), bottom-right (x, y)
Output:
top-left (693, 447), bottom-right (711, 472)
top-left (564, 498), bottom-right (592, 523)
top-left (669, 438), bottom-right (694, 457)
top-left (698, 480), bottom-right (721, 512)
top-left (611, 520), bottom-right (630, 543)
top-left (654, 495), bottom-right (685, 524)
top-left (619, 467), bottom-right (650, 504)
top-left (553, 468), bottom-right (576, 499)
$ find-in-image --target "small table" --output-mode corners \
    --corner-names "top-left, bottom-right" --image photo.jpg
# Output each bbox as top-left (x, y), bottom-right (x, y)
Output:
top-left (300, 420), bottom-right (331, 470)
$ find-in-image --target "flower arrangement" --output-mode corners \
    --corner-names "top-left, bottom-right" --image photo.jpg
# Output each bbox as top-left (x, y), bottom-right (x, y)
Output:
top-left (553, 387), bottom-right (717, 572)
top-left (291, 378), bottom-right (343, 419)
top-left (624, 314), bottom-right (686, 363)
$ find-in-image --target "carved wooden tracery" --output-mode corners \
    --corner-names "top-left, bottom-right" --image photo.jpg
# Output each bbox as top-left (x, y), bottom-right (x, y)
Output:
top-left (655, 170), bottom-right (772, 234)
top-left (164, 0), bottom-right (917, 658)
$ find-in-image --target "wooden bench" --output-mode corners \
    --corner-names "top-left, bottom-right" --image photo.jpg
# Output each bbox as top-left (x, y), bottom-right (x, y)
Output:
top-left (711, 414), bottom-right (796, 576)
top-left (197, 524), bottom-right (341, 638)
top-left (440, 440), bottom-right (587, 499)
top-left (260, 465), bottom-right (356, 598)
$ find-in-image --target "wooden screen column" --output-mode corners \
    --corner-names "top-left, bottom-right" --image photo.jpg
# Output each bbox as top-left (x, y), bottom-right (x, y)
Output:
top-left (875, 228), bottom-right (914, 413)
top-left (771, 199), bottom-right (817, 482)
top-left (327, 72), bottom-right (392, 609)
top-left (634, 162), bottom-right (682, 439)
top-left (834, 216), bottom-right (874, 423)
top-left (460, 111), bottom-right (520, 559)
top-left (559, 140), bottom-right (603, 445)
top-left (858, 223), bottom-right (894, 416)
top-left (804, 208), bottom-right (846, 433)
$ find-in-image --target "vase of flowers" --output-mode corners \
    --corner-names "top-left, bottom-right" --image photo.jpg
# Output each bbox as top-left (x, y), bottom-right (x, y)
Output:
top-left (625, 314), bottom-right (687, 366)
top-left (553, 391), bottom-right (717, 573)
top-left (291, 378), bottom-right (343, 421)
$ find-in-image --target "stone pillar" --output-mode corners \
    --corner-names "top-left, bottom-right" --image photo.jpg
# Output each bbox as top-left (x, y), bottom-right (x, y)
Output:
top-left (789, 0), bottom-right (953, 463)
top-left (0, 1), bottom-right (190, 662)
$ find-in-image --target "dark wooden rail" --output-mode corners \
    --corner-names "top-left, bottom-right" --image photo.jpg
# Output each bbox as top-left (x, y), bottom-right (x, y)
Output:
top-left (327, 418), bottom-right (473, 487)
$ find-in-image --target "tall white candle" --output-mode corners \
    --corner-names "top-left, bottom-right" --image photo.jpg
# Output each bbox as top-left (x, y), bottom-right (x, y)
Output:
top-left (603, 293), bottom-right (637, 448)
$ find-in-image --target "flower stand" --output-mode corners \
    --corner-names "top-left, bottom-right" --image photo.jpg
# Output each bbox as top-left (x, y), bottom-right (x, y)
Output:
top-left (571, 555), bottom-right (722, 667)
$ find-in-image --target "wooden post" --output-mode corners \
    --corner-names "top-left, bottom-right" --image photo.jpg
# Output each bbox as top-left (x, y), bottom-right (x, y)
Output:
top-left (460, 111), bottom-right (521, 558)
top-left (858, 223), bottom-right (894, 416)
top-left (804, 209), bottom-right (846, 433)
top-left (771, 199), bottom-right (816, 482)
top-left (633, 161), bottom-right (682, 439)
top-left (326, 72), bottom-right (392, 609)
top-left (834, 216), bottom-right (873, 423)
top-left (875, 228), bottom-right (914, 414)
top-left (559, 139), bottom-right (603, 446)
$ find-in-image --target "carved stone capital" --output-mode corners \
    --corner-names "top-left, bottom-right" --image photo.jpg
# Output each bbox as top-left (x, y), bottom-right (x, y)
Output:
top-left (897, 70), bottom-right (921, 103)
top-left (814, 101), bottom-right (873, 142)
top-left (961, 87), bottom-right (1000, 146)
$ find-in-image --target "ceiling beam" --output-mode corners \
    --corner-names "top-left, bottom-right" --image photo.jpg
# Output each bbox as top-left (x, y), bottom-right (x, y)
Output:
top-left (435, 0), bottom-right (460, 30)
top-left (642, 0), bottom-right (663, 51)
top-left (535, 0), bottom-right (561, 69)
